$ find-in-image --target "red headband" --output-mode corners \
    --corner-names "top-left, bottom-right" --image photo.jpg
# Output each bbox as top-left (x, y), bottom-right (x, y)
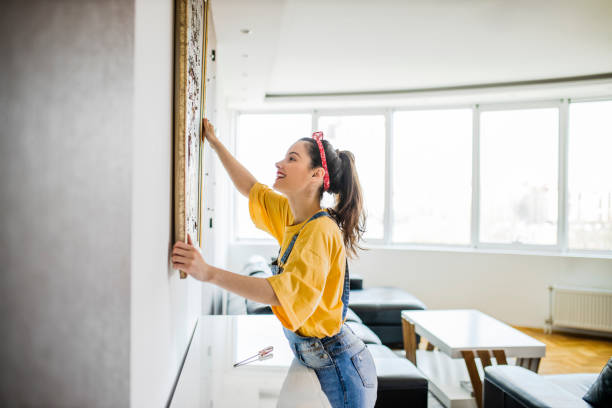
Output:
top-left (312, 131), bottom-right (330, 191)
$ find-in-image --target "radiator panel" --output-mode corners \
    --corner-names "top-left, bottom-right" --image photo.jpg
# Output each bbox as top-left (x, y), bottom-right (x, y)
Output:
top-left (551, 286), bottom-right (612, 333)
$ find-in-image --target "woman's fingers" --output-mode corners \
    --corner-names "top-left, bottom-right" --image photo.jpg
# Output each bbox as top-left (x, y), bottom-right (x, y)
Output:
top-left (174, 241), bottom-right (191, 250)
top-left (172, 247), bottom-right (191, 256)
top-left (172, 250), bottom-right (192, 260)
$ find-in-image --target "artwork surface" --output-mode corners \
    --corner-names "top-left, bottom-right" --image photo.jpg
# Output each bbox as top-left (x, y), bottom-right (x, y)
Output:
top-left (173, 0), bottom-right (208, 278)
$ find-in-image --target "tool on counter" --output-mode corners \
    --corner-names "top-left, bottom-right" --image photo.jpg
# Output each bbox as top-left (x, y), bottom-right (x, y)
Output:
top-left (233, 346), bottom-right (274, 367)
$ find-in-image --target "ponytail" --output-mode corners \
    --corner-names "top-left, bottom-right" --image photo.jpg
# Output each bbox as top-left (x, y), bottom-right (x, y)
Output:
top-left (299, 138), bottom-right (366, 258)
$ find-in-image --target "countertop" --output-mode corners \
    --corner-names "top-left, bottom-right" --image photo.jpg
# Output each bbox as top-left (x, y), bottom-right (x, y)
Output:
top-left (170, 315), bottom-right (331, 408)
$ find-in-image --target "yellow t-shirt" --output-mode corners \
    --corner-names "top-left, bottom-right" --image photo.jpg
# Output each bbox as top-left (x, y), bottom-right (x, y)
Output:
top-left (248, 182), bottom-right (347, 338)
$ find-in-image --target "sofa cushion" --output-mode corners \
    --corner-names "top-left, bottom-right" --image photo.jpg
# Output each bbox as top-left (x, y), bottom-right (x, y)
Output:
top-left (583, 357), bottom-right (612, 407)
top-left (484, 365), bottom-right (592, 408)
top-left (373, 356), bottom-right (428, 390)
top-left (350, 274), bottom-right (363, 290)
top-left (349, 287), bottom-right (426, 325)
top-left (366, 344), bottom-right (401, 359)
top-left (345, 307), bottom-right (362, 323)
top-left (242, 255), bottom-right (273, 276)
top-left (346, 321), bottom-right (382, 345)
top-left (369, 345), bottom-right (429, 408)
top-left (546, 373), bottom-right (598, 400)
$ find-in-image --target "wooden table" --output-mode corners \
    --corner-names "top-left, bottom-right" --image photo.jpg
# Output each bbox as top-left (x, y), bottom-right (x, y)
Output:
top-left (401, 309), bottom-right (546, 408)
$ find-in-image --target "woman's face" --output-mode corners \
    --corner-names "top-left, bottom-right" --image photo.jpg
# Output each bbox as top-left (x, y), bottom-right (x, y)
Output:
top-left (273, 141), bottom-right (323, 195)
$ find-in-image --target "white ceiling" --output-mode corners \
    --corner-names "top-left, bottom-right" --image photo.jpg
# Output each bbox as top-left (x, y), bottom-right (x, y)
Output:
top-left (211, 0), bottom-right (612, 110)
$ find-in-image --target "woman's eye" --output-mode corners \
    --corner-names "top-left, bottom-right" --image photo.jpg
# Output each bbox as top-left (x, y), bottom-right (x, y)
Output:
top-left (289, 157), bottom-right (295, 161)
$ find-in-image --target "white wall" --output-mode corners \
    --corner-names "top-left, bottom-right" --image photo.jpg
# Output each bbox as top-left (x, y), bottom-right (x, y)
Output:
top-left (131, 0), bottom-right (217, 406)
top-left (228, 243), bottom-right (612, 328)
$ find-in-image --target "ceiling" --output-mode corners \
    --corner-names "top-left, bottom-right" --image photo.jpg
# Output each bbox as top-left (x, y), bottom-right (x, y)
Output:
top-left (211, 0), bottom-right (612, 110)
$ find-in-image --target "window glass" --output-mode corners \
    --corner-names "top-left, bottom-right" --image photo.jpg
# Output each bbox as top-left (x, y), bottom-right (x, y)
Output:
top-left (317, 115), bottom-right (386, 240)
top-left (568, 100), bottom-right (612, 250)
top-left (479, 108), bottom-right (559, 245)
top-left (392, 109), bottom-right (473, 244)
top-left (235, 113), bottom-right (312, 240)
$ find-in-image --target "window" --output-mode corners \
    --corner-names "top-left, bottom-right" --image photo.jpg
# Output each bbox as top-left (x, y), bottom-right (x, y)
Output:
top-left (479, 108), bottom-right (559, 245)
top-left (568, 100), bottom-right (612, 251)
top-left (235, 113), bottom-right (312, 240)
top-left (392, 109), bottom-right (473, 244)
top-left (318, 115), bottom-right (386, 240)
top-left (232, 99), bottom-right (612, 256)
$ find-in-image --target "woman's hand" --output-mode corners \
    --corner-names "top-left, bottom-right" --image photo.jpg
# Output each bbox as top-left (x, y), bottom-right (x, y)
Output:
top-left (172, 233), bottom-right (214, 282)
top-left (202, 117), bottom-right (219, 146)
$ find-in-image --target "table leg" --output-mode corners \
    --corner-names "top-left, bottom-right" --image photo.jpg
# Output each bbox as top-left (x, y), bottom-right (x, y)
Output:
top-left (401, 318), bottom-right (417, 366)
top-left (517, 357), bottom-right (541, 373)
top-left (461, 350), bottom-right (483, 408)
top-left (476, 350), bottom-right (492, 368)
top-left (492, 350), bottom-right (507, 365)
top-left (532, 358), bottom-right (541, 373)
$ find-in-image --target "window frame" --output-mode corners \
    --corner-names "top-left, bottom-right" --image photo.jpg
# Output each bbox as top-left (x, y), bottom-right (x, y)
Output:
top-left (231, 109), bottom-right (314, 243)
top-left (475, 100), bottom-right (563, 252)
top-left (230, 98), bottom-right (612, 258)
top-left (315, 108), bottom-right (389, 245)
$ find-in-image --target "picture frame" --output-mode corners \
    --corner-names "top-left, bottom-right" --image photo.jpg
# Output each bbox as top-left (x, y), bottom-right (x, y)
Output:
top-left (173, 0), bottom-right (209, 279)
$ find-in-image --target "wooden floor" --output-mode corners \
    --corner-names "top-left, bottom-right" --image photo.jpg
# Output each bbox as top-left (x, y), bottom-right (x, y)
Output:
top-left (513, 326), bottom-right (612, 375)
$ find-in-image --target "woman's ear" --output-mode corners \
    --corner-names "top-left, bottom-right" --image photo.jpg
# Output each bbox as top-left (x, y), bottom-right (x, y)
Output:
top-left (312, 167), bottom-right (325, 179)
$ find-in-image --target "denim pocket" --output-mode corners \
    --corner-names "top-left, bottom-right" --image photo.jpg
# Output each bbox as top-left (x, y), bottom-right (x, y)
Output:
top-left (351, 346), bottom-right (377, 388)
top-left (298, 344), bottom-right (334, 369)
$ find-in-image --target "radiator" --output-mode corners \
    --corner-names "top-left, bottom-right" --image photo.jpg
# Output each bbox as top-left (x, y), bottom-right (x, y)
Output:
top-left (546, 285), bottom-right (612, 334)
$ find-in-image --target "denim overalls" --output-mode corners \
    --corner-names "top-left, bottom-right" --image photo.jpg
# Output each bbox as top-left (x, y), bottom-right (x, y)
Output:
top-left (271, 210), bottom-right (378, 408)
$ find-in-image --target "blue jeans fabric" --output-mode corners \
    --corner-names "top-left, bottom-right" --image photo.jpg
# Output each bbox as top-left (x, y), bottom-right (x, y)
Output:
top-left (283, 324), bottom-right (378, 408)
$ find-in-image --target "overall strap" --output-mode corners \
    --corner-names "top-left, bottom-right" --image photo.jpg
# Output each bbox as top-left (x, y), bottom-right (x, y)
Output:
top-left (279, 210), bottom-right (330, 266)
top-left (340, 260), bottom-right (350, 321)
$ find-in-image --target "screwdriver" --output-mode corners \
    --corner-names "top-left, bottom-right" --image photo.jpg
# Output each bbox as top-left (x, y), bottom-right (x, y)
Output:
top-left (233, 346), bottom-right (274, 367)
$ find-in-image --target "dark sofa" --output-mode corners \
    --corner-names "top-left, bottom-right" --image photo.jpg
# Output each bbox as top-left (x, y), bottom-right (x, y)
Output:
top-left (484, 365), bottom-right (602, 408)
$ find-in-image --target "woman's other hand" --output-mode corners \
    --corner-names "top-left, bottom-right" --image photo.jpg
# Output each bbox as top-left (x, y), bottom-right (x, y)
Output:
top-left (202, 117), bottom-right (219, 146)
top-left (172, 233), bottom-right (214, 282)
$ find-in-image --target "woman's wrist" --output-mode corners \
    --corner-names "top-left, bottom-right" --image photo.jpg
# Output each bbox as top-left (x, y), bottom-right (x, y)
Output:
top-left (207, 137), bottom-right (221, 151)
top-left (207, 265), bottom-right (222, 284)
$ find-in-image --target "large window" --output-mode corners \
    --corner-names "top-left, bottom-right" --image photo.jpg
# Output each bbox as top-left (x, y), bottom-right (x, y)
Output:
top-left (235, 113), bottom-right (312, 239)
top-left (479, 108), bottom-right (559, 245)
top-left (393, 109), bottom-right (473, 244)
top-left (318, 115), bottom-right (386, 240)
top-left (233, 99), bottom-right (612, 256)
top-left (568, 100), bottom-right (612, 250)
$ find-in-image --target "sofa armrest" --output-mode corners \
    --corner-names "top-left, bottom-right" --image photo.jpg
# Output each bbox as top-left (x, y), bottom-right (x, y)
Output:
top-left (484, 366), bottom-right (592, 408)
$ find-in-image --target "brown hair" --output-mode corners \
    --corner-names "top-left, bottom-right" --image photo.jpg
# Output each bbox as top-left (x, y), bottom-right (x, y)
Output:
top-left (299, 137), bottom-right (366, 258)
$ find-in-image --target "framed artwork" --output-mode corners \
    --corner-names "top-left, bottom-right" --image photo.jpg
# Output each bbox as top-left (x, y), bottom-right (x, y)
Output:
top-left (173, 0), bottom-right (209, 279)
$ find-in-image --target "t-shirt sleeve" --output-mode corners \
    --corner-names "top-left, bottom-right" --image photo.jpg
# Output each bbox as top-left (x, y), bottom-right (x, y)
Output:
top-left (248, 182), bottom-right (291, 245)
top-left (266, 230), bottom-right (333, 331)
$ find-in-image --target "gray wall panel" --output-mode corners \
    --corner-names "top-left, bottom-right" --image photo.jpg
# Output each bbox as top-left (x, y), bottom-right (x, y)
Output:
top-left (0, 1), bottom-right (134, 406)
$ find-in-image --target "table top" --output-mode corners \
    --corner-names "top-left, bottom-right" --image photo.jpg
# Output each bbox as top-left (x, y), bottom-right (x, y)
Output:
top-left (401, 309), bottom-right (546, 359)
top-left (170, 315), bottom-right (331, 408)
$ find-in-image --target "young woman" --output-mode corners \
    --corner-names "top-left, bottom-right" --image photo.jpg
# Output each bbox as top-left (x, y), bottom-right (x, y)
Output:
top-left (172, 118), bottom-right (377, 407)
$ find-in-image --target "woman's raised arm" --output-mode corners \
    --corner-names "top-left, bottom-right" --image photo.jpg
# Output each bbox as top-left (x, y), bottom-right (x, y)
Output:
top-left (203, 118), bottom-right (257, 197)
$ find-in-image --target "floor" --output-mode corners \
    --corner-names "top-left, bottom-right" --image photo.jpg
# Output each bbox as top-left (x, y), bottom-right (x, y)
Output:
top-left (513, 326), bottom-right (612, 374)
top-left (396, 326), bottom-right (612, 407)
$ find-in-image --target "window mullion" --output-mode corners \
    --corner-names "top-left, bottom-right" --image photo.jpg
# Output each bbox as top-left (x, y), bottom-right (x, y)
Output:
top-left (558, 99), bottom-right (570, 252)
top-left (471, 105), bottom-right (481, 248)
top-left (384, 109), bottom-right (393, 244)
